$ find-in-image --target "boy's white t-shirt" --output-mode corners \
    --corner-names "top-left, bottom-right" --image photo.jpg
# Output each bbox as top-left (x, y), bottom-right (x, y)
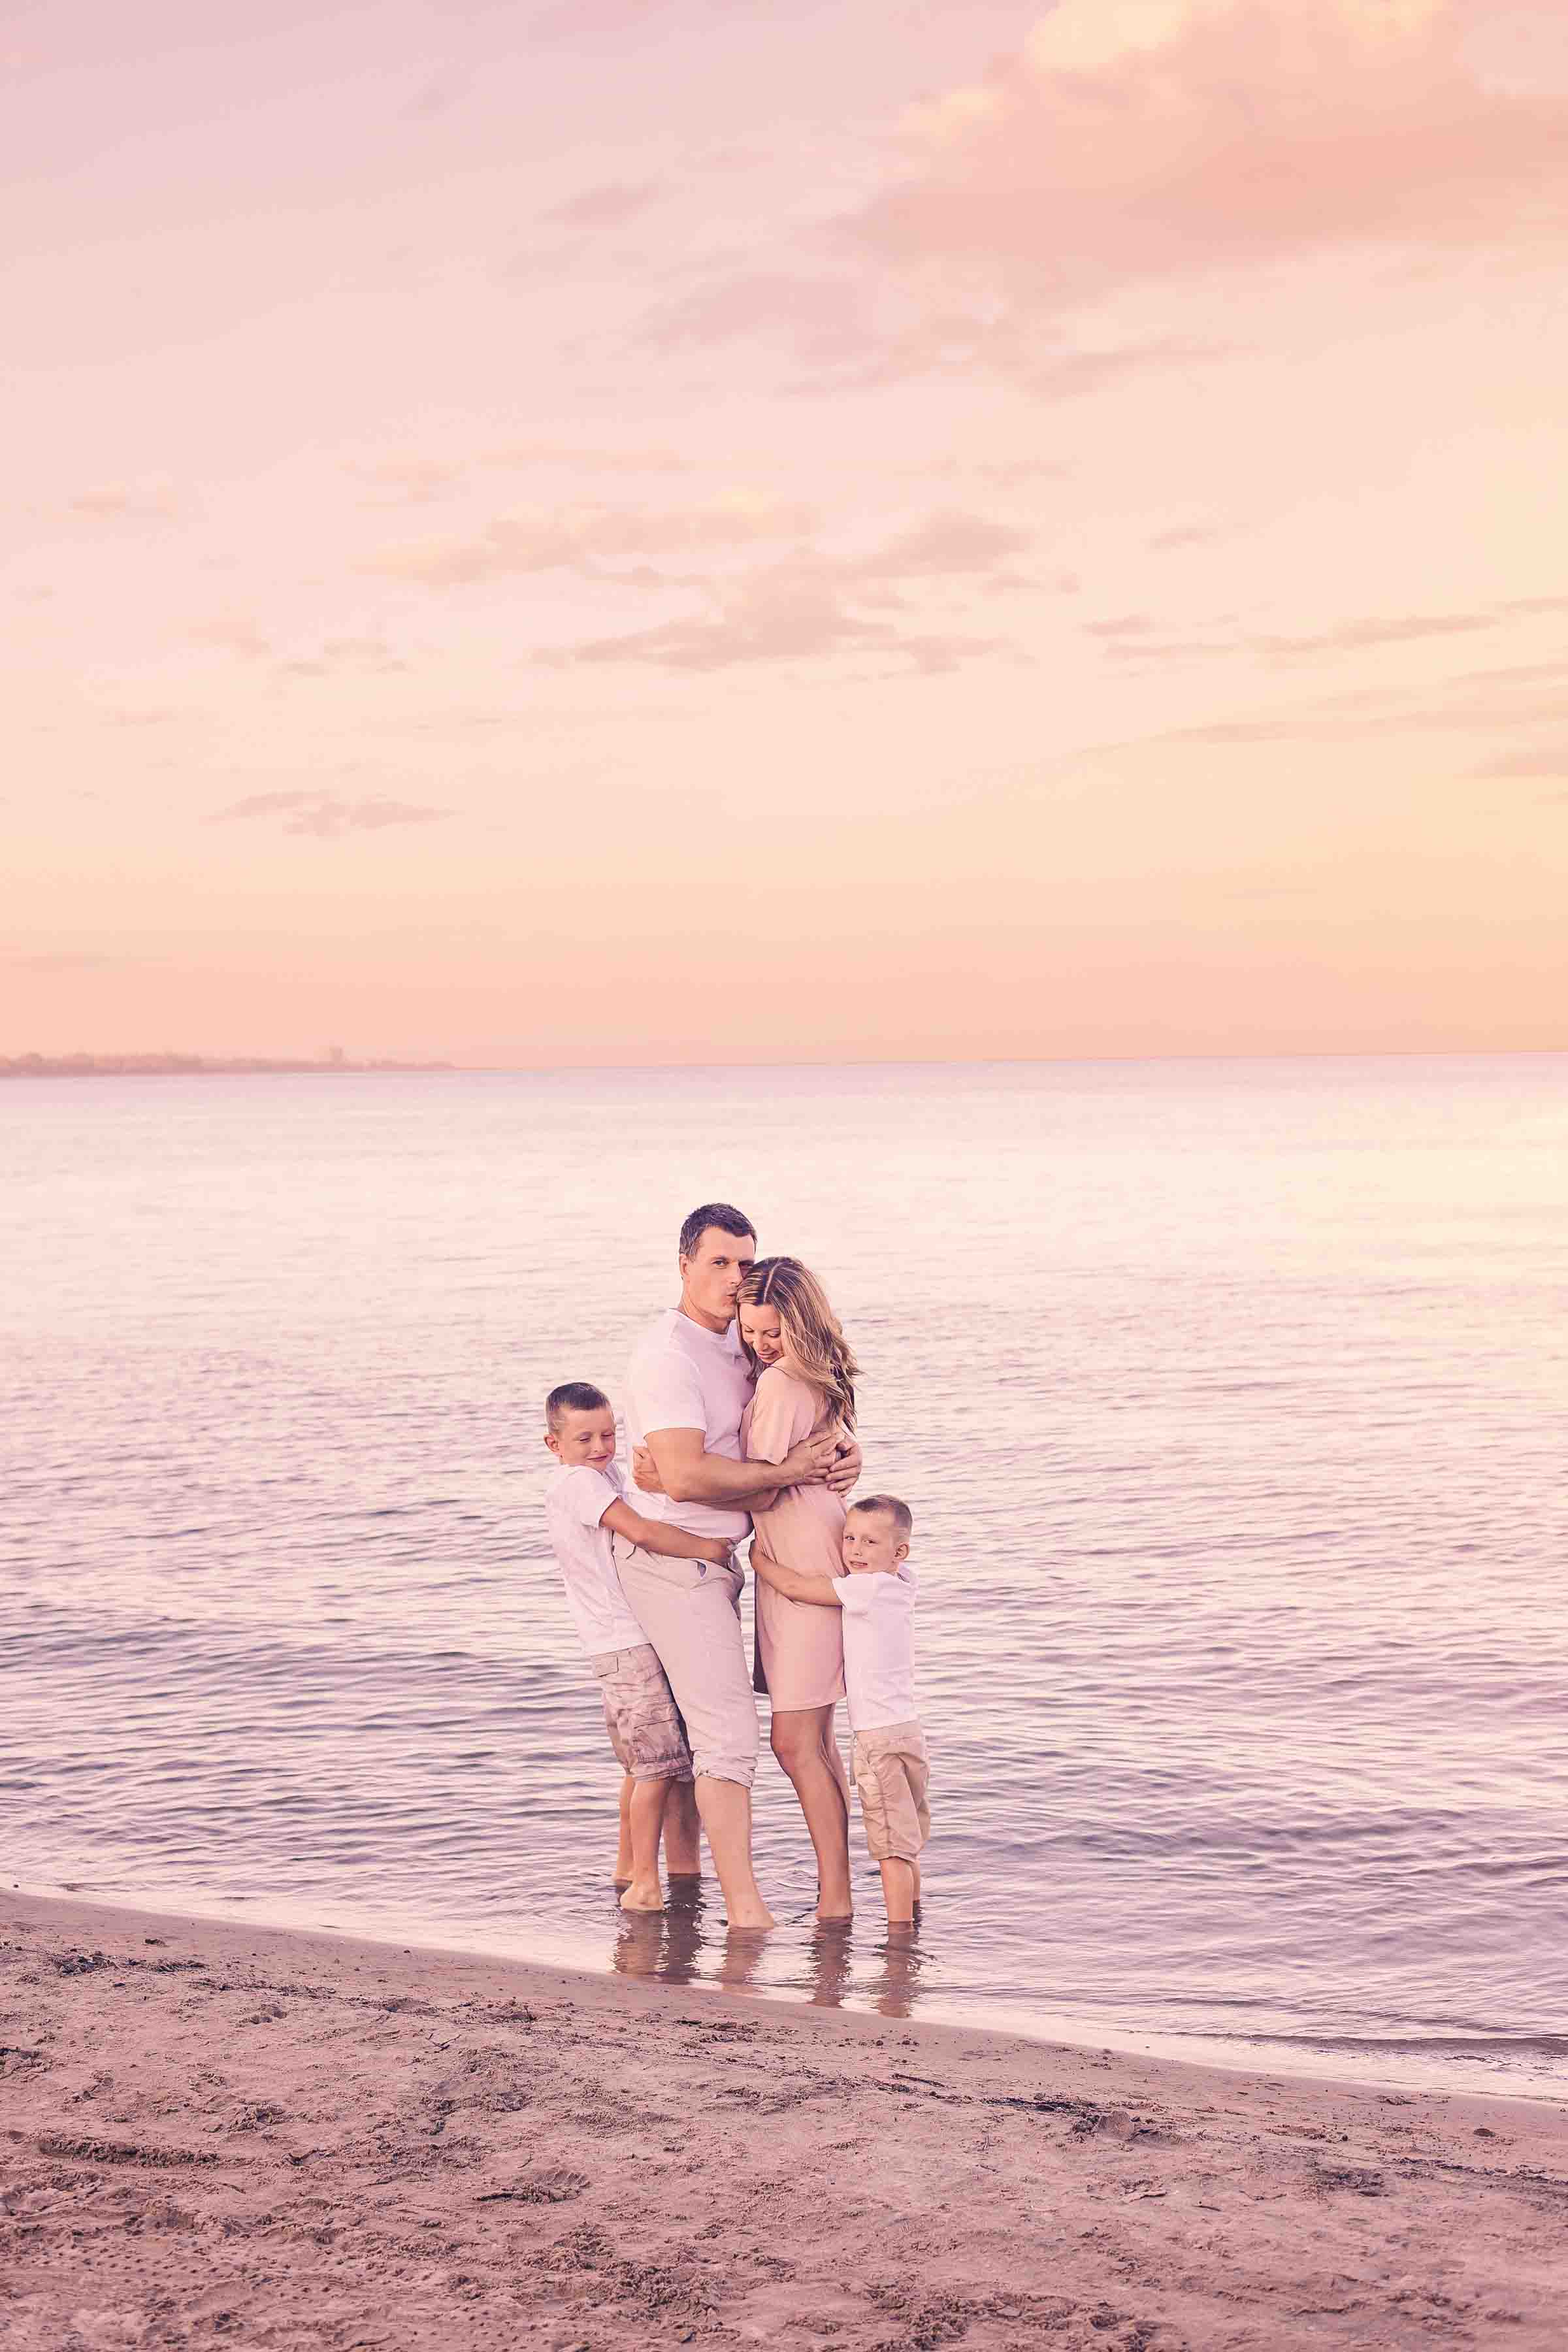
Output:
top-left (624, 1307), bottom-right (754, 1543)
top-left (544, 1460), bottom-right (647, 1658)
top-left (830, 1563), bottom-right (919, 1733)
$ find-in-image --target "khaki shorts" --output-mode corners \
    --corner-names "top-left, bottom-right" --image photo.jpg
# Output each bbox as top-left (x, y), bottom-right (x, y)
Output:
top-left (610, 1538), bottom-right (759, 1789)
top-left (851, 1722), bottom-right (930, 1863)
top-left (589, 1642), bottom-right (694, 1784)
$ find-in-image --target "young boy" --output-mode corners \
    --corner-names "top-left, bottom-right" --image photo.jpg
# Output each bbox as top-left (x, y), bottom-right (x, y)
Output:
top-left (750, 1495), bottom-right (928, 1925)
top-left (544, 1380), bottom-right (734, 1912)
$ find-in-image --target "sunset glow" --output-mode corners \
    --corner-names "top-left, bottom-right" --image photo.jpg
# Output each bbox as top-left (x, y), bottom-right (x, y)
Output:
top-left (7, 0), bottom-right (1567, 1063)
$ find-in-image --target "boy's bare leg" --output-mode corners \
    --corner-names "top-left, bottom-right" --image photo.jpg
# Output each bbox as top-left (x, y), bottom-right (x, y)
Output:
top-left (770, 1705), bottom-right (853, 1921)
top-left (879, 1858), bottom-right (916, 1926)
top-left (613, 1773), bottom-right (635, 1887)
top-left (663, 1779), bottom-right (702, 1878)
top-left (619, 1778), bottom-right (670, 1911)
top-left (824, 1723), bottom-right (852, 1811)
top-left (911, 1859), bottom-right (922, 1904)
top-left (695, 1777), bottom-right (774, 1930)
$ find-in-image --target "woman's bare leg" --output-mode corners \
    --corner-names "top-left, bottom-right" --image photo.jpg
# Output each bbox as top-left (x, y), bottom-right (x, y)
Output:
top-left (770, 1704), bottom-right (853, 1920)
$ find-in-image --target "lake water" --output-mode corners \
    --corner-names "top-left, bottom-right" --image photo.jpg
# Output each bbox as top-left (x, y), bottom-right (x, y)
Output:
top-left (3, 1058), bottom-right (1565, 2095)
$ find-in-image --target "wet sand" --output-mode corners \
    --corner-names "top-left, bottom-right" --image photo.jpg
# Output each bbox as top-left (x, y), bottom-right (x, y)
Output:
top-left (3, 1891), bottom-right (1565, 2351)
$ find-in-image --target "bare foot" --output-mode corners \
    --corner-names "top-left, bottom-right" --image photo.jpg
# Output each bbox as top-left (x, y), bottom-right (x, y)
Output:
top-left (619, 1880), bottom-right (666, 1912)
top-left (725, 1903), bottom-right (777, 1932)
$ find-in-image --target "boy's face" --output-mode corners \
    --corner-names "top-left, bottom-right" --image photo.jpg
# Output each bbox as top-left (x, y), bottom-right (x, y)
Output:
top-left (738, 1301), bottom-right (785, 1367)
top-left (545, 1405), bottom-right (617, 1471)
top-left (842, 1510), bottom-right (909, 1576)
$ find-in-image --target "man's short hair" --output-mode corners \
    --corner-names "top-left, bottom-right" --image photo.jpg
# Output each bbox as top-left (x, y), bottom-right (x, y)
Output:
top-left (546, 1380), bottom-right (610, 1433)
top-left (847, 1494), bottom-right (913, 1539)
top-left (678, 1201), bottom-right (756, 1261)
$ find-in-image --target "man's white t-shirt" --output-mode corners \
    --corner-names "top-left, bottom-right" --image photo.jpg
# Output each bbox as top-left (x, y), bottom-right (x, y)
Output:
top-left (830, 1565), bottom-right (919, 1733)
top-left (544, 1460), bottom-right (647, 1658)
top-left (624, 1308), bottom-right (754, 1543)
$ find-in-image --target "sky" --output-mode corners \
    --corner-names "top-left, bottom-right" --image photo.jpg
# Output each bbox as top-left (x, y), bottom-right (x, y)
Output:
top-left (5, 0), bottom-right (1568, 1065)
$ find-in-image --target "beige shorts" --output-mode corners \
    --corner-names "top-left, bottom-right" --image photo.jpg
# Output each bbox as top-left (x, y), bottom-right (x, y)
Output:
top-left (589, 1642), bottom-right (694, 1784)
top-left (851, 1722), bottom-right (930, 1863)
top-left (610, 1538), bottom-right (759, 1789)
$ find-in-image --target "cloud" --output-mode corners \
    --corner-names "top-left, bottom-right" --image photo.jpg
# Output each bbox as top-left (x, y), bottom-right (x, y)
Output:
top-left (351, 442), bottom-right (694, 505)
top-left (539, 508), bottom-right (1036, 672)
top-left (857, 0), bottom-right (1568, 318)
top-left (368, 493), bottom-right (815, 586)
top-left (1252, 610), bottom-right (1499, 659)
top-left (634, 260), bottom-right (1226, 400)
top-left (1472, 743), bottom-right (1568, 779)
top-left (208, 792), bottom-right (450, 838)
top-left (71, 480), bottom-right (182, 523)
top-left (544, 561), bottom-right (994, 674)
top-left (544, 179), bottom-right (666, 230)
top-left (8, 951), bottom-right (129, 970)
top-left (640, 271), bottom-right (876, 363)
top-left (275, 636), bottom-right (408, 678)
top-left (1150, 525), bottom-right (1218, 551)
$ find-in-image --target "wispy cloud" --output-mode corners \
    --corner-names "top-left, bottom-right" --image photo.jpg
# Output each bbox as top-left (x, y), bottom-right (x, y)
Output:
top-left (1254, 610), bottom-right (1500, 659)
top-left (540, 507), bottom-right (1037, 672)
top-left (544, 179), bottom-right (666, 230)
top-left (208, 792), bottom-right (450, 838)
top-left (367, 493), bottom-right (815, 586)
top-left (71, 480), bottom-right (183, 523)
top-left (351, 442), bottom-right (695, 506)
top-left (275, 636), bottom-right (408, 678)
top-left (1472, 743), bottom-right (1568, 779)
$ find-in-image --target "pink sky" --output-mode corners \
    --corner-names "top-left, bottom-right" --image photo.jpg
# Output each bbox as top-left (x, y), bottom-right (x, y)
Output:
top-left (6, 0), bottom-right (1568, 1064)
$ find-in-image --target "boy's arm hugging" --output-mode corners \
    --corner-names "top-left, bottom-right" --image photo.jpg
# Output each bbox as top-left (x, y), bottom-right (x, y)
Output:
top-left (750, 1552), bottom-right (841, 1610)
top-left (600, 1495), bottom-right (732, 1567)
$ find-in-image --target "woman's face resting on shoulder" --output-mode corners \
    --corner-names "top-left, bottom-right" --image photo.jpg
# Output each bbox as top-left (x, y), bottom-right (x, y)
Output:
top-left (738, 1301), bottom-right (786, 1369)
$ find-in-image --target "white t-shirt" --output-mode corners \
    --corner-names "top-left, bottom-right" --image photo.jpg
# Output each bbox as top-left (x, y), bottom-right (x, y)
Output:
top-left (544, 1460), bottom-right (647, 1658)
top-left (831, 1565), bottom-right (919, 1733)
top-left (624, 1308), bottom-right (755, 1543)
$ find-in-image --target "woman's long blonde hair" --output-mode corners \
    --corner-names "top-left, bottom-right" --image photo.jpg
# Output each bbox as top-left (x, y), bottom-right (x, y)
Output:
top-left (737, 1256), bottom-right (859, 1432)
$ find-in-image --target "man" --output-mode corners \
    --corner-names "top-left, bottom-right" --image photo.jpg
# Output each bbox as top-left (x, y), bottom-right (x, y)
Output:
top-left (619, 1202), bottom-right (860, 1930)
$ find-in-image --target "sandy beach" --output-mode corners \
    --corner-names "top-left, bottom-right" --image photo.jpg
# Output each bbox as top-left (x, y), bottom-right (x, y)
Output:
top-left (3, 1893), bottom-right (1564, 2350)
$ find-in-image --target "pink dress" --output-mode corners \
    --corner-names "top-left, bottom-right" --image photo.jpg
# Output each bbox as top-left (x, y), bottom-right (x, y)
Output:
top-left (743, 1365), bottom-right (847, 1710)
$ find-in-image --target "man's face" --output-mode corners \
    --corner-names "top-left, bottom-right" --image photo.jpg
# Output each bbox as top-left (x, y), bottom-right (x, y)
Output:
top-left (679, 1226), bottom-right (756, 1328)
top-left (841, 1510), bottom-right (908, 1576)
top-left (545, 1405), bottom-right (618, 1470)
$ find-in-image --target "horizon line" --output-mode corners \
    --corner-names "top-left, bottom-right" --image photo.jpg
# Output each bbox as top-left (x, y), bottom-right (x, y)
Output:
top-left (7, 1044), bottom-right (1568, 1077)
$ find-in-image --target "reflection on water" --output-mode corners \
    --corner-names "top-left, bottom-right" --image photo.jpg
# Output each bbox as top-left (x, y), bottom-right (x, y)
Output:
top-left (5, 1058), bottom-right (1568, 2094)
top-left (610, 1889), bottom-right (928, 2019)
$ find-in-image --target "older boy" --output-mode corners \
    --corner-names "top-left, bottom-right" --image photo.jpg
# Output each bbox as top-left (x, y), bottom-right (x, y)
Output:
top-left (544, 1380), bottom-right (734, 1912)
top-left (749, 1495), bottom-right (928, 1925)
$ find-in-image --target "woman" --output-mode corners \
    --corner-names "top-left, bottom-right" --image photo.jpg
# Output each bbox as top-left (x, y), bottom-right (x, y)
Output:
top-left (738, 1256), bottom-right (860, 1922)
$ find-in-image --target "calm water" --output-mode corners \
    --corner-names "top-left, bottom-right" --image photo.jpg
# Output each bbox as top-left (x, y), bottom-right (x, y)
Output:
top-left (3, 1058), bottom-right (1566, 2094)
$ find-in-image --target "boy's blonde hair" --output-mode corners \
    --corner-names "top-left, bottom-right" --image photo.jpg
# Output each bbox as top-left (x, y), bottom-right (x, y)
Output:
top-left (849, 1494), bottom-right (913, 1539)
top-left (738, 1256), bottom-right (859, 1431)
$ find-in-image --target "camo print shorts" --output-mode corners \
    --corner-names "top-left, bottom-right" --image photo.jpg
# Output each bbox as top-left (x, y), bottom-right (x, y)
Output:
top-left (589, 1641), bottom-right (694, 1783)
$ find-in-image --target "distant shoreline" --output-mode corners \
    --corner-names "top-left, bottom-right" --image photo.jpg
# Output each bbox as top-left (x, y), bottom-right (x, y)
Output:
top-left (0, 1054), bottom-right (455, 1078)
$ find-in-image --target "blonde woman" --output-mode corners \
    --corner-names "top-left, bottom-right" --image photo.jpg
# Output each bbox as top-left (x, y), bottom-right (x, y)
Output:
top-left (738, 1257), bottom-right (859, 1921)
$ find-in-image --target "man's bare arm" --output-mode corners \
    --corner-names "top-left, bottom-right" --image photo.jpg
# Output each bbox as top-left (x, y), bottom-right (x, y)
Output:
top-left (751, 1552), bottom-right (841, 1609)
top-left (600, 1497), bottom-right (732, 1565)
top-left (644, 1425), bottom-right (838, 1507)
